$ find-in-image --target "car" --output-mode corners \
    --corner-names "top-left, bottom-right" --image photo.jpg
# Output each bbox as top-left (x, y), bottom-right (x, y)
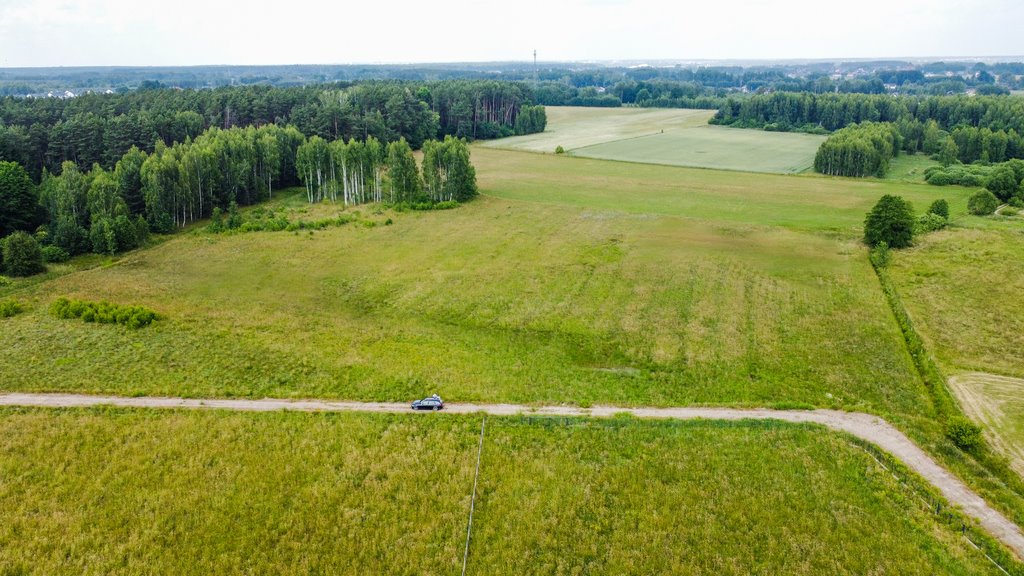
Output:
top-left (411, 394), bottom-right (444, 411)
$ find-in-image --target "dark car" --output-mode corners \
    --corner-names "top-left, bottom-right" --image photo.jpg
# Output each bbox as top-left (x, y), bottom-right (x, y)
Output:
top-left (411, 394), bottom-right (444, 411)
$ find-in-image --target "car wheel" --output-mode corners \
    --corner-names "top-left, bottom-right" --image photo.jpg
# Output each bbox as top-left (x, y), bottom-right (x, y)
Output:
top-left (433, 405), bottom-right (439, 411)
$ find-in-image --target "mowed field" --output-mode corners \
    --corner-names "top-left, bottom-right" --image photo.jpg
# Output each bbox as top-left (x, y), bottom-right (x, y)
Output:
top-left (948, 373), bottom-right (1024, 476)
top-left (888, 227), bottom-right (1024, 380)
top-left (480, 106), bottom-right (714, 152)
top-left (482, 106), bottom-right (826, 173)
top-left (0, 408), bottom-right (1005, 575)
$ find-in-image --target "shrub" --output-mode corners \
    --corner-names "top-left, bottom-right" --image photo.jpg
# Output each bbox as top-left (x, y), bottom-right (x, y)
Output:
top-left (864, 195), bottom-right (915, 248)
top-left (207, 207), bottom-right (224, 233)
top-left (226, 201), bottom-right (243, 230)
top-left (868, 241), bottom-right (891, 268)
top-left (927, 199), bottom-right (949, 220)
top-left (555, 145), bottom-right (565, 154)
top-left (0, 275), bottom-right (11, 287)
top-left (50, 297), bottom-right (161, 329)
top-left (915, 212), bottom-right (947, 234)
top-left (946, 417), bottom-right (983, 451)
top-left (0, 298), bottom-right (23, 318)
top-left (1, 231), bottom-right (45, 277)
top-left (967, 190), bottom-right (1000, 215)
top-left (41, 245), bottom-right (70, 263)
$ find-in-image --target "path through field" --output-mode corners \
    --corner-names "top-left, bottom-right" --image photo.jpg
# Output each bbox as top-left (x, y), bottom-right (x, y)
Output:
top-left (2, 392), bottom-right (1023, 560)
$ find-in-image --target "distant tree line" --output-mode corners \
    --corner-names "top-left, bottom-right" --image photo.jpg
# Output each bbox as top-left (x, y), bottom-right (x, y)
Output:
top-left (0, 80), bottom-right (545, 182)
top-left (712, 92), bottom-right (1024, 135)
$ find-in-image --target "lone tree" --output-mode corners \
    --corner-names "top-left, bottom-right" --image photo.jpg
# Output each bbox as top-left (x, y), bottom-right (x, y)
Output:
top-left (1, 231), bottom-right (45, 277)
top-left (864, 195), bottom-right (916, 248)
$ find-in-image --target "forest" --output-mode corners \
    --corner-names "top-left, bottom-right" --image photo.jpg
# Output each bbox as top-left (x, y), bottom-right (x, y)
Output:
top-left (0, 81), bottom-right (508, 277)
top-left (0, 80), bottom-right (544, 182)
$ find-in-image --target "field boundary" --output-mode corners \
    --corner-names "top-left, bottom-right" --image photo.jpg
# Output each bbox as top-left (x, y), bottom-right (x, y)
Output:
top-left (1, 391), bottom-right (1023, 561)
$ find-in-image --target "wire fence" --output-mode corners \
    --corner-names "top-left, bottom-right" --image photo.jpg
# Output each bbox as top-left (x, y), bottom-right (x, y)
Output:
top-left (853, 440), bottom-right (1019, 576)
top-left (461, 416), bottom-right (486, 576)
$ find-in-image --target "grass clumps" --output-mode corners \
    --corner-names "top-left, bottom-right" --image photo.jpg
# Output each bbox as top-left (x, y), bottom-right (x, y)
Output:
top-left (0, 298), bottom-right (23, 318)
top-left (50, 297), bottom-right (160, 329)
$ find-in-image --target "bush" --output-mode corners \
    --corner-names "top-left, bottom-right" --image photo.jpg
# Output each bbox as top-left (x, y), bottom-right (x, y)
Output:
top-left (967, 190), bottom-right (1000, 215)
top-left (50, 297), bottom-right (161, 329)
top-left (869, 241), bottom-right (891, 268)
top-left (1, 231), bottom-right (45, 277)
top-left (0, 275), bottom-right (11, 287)
top-left (555, 145), bottom-right (565, 154)
top-left (946, 417), bottom-right (983, 451)
top-left (0, 298), bottom-right (23, 318)
top-left (915, 212), bottom-right (947, 234)
top-left (864, 195), bottom-right (915, 248)
top-left (41, 245), bottom-right (70, 263)
top-left (927, 199), bottom-right (949, 220)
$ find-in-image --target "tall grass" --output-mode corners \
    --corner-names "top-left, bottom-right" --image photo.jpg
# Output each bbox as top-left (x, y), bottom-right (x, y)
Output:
top-left (0, 409), bottom-right (1010, 575)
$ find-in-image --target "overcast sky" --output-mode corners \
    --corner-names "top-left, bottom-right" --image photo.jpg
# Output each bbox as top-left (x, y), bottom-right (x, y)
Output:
top-left (0, 0), bottom-right (1021, 67)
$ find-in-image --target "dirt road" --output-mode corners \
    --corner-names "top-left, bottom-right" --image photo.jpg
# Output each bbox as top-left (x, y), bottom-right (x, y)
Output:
top-left (2, 392), bottom-right (1022, 559)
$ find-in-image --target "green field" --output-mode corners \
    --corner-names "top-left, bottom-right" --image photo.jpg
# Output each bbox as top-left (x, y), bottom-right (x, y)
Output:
top-left (0, 408), bottom-right (1005, 575)
top-left (572, 125), bottom-right (826, 173)
top-left (0, 180), bottom-right (938, 416)
top-left (482, 106), bottom-right (825, 174)
top-left (481, 106), bottom-right (714, 153)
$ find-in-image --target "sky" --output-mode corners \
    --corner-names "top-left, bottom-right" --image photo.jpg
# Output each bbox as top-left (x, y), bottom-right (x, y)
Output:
top-left (0, 0), bottom-right (1021, 67)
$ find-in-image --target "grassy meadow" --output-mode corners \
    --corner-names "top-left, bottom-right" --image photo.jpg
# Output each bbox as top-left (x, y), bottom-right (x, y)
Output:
top-left (473, 147), bottom-right (971, 236)
top-left (0, 408), bottom-right (1007, 575)
top-left (1, 184), bottom-right (934, 416)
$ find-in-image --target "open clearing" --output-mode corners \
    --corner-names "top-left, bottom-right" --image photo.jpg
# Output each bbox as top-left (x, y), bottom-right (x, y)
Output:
top-left (0, 407), bottom-right (1008, 575)
top-left (949, 373), bottom-right (1024, 476)
top-left (481, 106), bottom-right (825, 173)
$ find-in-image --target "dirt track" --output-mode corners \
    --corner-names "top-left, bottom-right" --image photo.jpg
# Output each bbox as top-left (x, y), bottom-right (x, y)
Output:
top-left (2, 392), bottom-right (1023, 559)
